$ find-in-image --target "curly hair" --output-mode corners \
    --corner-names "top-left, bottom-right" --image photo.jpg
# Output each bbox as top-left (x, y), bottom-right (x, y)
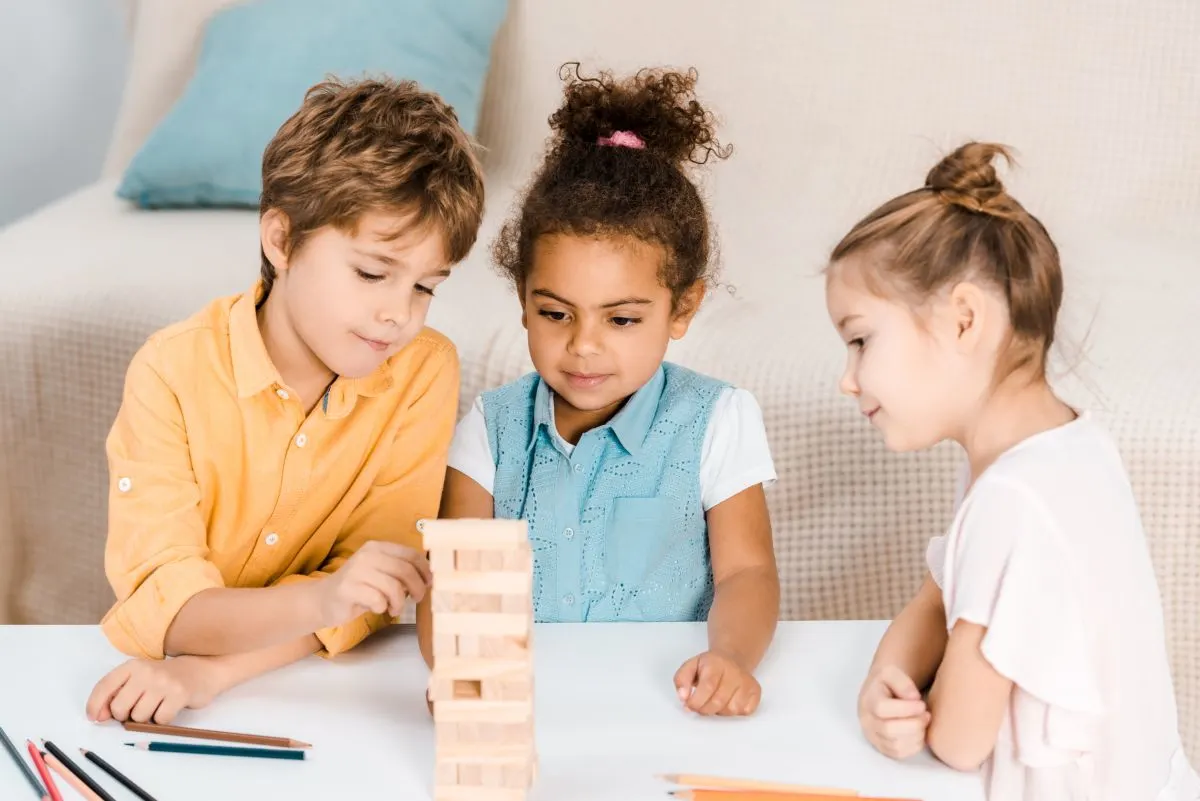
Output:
top-left (259, 76), bottom-right (485, 299)
top-left (492, 63), bottom-right (731, 308)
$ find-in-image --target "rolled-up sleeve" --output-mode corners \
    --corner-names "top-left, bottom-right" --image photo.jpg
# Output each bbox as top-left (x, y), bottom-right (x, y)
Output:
top-left (100, 344), bottom-right (224, 659)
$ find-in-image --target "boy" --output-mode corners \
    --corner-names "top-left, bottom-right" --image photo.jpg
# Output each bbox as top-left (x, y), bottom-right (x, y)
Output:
top-left (85, 77), bottom-right (485, 725)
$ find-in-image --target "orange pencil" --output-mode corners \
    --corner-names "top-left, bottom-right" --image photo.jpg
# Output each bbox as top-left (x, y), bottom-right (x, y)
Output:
top-left (42, 752), bottom-right (105, 801)
top-left (668, 791), bottom-right (923, 801)
top-left (660, 774), bottom-right (857, 795)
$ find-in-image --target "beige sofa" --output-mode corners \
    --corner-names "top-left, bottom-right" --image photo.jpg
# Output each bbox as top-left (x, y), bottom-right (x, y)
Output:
top-left (1, 0), bottom-right (1197, 759)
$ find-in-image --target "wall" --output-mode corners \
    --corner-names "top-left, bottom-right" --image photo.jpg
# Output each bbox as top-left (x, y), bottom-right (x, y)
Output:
top-left (0, 0), bottom-right (128, 228)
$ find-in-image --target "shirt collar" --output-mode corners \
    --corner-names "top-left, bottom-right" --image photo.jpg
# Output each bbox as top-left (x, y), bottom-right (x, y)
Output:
top-left (229, 280), bottom-right (395, 408)
top-left (528, 366), bottom-right (665, 458)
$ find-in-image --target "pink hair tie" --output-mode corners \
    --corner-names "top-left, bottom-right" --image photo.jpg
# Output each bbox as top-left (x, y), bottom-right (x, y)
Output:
top-left (597, 130), bottom-right (645, 149)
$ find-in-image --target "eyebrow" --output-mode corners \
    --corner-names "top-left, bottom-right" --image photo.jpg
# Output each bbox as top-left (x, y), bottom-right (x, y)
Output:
top-left (353, 248), bottom-right (450, 278)
top-left (836, 313), bottom-right (862, 330)
top-left (532, 289), bottom-right (653, 308)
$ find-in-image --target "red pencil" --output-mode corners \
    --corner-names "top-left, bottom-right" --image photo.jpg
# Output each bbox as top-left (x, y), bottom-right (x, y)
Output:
top-left (24, 741), bottom-right (63, 801)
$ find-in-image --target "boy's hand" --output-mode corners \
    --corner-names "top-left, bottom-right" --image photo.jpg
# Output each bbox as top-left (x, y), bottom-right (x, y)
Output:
top-left (673, 650), bottom-right (762, 716)
top-left (858, 665), bottom-right (931, 760)
top-left (315, 541), bottom-right (432, 630)
top-left (86, 656), bottom-right (226, 725)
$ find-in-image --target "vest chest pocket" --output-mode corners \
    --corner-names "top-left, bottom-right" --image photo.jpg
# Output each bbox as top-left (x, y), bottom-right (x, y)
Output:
top-left (604, 497), bottom-right (671, 588)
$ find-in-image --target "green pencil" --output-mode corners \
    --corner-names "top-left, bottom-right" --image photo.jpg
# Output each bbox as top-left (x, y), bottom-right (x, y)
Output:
top-left (124, 741), bottom-right (305, 761)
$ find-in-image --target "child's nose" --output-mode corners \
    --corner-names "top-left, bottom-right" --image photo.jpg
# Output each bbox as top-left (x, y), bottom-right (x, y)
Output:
top-left (839, 366), bottom-right (860, 397)
top-left (568, 321), bottom-right (602, 356)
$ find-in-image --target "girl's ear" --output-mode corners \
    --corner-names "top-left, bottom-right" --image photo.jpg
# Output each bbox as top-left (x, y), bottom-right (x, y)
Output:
top-left (946, 280), bottom-right (989, 352)
top-left (260, 208), bottom-right (292, 273)
top-left (669, 280), bottom-right (707, 340)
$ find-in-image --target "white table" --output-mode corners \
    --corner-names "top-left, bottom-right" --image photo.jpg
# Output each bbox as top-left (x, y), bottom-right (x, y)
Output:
top-left (0, 621), bottom-right (984, 800)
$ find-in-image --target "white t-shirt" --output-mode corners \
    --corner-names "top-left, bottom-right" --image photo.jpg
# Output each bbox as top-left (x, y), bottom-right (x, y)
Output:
top-left (448, 386), bottom-right (777, 511)
top-left (926, 412), bottom-right (1199, 801)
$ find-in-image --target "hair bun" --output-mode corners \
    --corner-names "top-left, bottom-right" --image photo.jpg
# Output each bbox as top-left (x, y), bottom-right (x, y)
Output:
top-left (925, 142), bottom-right (1016, 216)
top-left (548, 63), bottom-right (730, 167)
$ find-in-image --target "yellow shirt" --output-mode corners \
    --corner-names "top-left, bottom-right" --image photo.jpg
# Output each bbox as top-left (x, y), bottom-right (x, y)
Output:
top-left (101, 283), bottom-right (459, 659)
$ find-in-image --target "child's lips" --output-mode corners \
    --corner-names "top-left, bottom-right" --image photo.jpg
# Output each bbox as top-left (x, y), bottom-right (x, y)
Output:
top-left (564, 371), bottom-right (610, 390)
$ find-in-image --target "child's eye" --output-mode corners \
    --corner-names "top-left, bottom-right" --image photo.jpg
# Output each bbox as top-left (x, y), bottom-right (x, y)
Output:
top-left (610, 316), bottom-right (641, 327)
top-left (538, 309), bottom-right (568, 322)
top-left (848, 336), bottom-right (866, 350)
top-left (355, 268), bottom-right (385, 283)
top-left (415, 284), bottom-right (436, 297)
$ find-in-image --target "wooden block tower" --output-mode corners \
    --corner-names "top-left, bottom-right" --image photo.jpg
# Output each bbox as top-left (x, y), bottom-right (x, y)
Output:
top-left (421, 518), bottom-right (537, 801)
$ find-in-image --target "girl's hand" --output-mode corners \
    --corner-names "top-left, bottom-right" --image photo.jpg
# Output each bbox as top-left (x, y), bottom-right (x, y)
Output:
top-left (858, 665), bottom-right (932, 759)
top-left (673, 650), bottom-right (762, 716)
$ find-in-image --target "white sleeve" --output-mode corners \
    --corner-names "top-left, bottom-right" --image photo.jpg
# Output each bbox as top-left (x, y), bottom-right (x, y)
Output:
top-left (698, 387), bottom-right (777, 511)
top-left (445, 395), bottom-right (496, 496)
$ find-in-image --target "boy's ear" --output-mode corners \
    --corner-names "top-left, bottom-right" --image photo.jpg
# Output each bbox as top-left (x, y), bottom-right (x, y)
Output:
top-left (260, 208), bottom-right (292, 273)
top-left (669, 280), bottom-right (707, 339)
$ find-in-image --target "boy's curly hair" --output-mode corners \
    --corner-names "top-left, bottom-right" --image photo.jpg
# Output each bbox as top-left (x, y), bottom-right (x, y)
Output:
top-left (493, 63), bottom-right (731, 308)
top-left (259, 76), bottom-right (485, 298)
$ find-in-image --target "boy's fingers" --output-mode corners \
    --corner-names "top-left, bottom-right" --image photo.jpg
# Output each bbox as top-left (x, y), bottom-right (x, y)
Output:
top-left (699, 677), bottom-right (739, 716)
top-left (108, 681), bottom-right (146, 723)
top-left (130, 690), bottom-right (165, 724)
top-left (873, 697), bottom-right (928, 719)
top-left (154, 693), bottom-right (188, 725)
top-left (86, 664), bottom-right (131, 722)
top-left (879, 713), bottom-right (931, 740)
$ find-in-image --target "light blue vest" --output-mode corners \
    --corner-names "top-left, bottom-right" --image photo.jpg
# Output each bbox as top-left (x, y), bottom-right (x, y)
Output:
top-left (482, 363), bottom-right (727, 623)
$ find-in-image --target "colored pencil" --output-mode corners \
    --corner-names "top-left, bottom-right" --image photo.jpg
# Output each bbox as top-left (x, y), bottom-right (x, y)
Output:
top-left (24, 741), bottom-right (62, 801)
top-left (41, 741), bottom-right (117, 801)
top-left (42, 752), bottom-right (105, 801)
top-left (81, 749), bottom-right (159, 801)
top-left (668, 791), bottom-right (923, 801)
top-left (120, 720), bottom-right (311, 749)
top-left (660, 774), bottom-right (857, 796)
top-left (0, 725), bottom-right (46, 799)
top-left (125, 740), bottom-right (306, 760)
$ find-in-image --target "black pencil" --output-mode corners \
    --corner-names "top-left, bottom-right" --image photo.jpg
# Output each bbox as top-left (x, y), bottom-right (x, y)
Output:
top-left (0, 725), bottom-right (45, 799)
top-left (40, 741), bottom-right (117, 801)
top-left (80, 749), bottom-right (158, 801)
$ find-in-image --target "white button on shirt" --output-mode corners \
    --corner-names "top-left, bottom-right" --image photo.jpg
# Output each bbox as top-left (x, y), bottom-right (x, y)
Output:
top-left (117, 477), bottom-right (132, 492)
top-left (294, 433), bottom-right (307, 448)
top-left (264, 532), bottom-right (279, 546)
top-left (275, 388), bottom-right (289, 400)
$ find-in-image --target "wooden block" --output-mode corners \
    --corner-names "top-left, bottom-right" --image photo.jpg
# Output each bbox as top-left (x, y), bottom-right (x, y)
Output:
top-left (436, 571), bottom-right (531, 594)
top-left (479, 549), bottom-right (505, 571)
top-left (432, 657), bottom-right (530, 680)
top-left (481, 765), bottom-right (505, 787)
top-left (436, 613), bottom-right (530, 636)
top-left (435, 760), bottom-right (458, 785)
top-left (457, 635), bottom-right (480, 658)
top-left (500, 591), bottom-right (530, 614)
top-left (429, 547), bottom-right (456, 574)
top-left (480, 635), bottom-right (529, 659)
top-left (503, 761), bottom-right (534, 788)
top-left (432, 590), bottom-right (456, 614)
top-left (481, 675), bottom-right (531, 702)
top-left (433, 633), bottom-right (458, 658)
top-left (435, 786), bottom-right (527, 801)
top-left (458, 764), bottom-right (482, 786)
top-left (501, 547), bottom-right (532, 572)
top-left (456, 549), bottom-right (481, 571)
top-left (453, 592), bottom-right (502, 614)
top-left (433, 700), bottom-right (532, 724)
top-left (437, 742), bottom-right (536, 763)
top-left (423, 518), bottom-right (529, 549)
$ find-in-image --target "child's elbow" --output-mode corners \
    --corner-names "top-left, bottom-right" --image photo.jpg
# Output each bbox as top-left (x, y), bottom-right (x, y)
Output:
top-left (926, 719), bottom-right (992, 773)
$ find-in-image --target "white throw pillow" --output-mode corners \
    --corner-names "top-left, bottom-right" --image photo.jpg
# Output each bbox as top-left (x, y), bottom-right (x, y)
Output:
top-left (101, 0), bottom-right (246, 178)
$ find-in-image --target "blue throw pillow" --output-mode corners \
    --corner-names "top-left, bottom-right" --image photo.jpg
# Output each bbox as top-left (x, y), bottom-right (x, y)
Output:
top-left (117, 0), bottom-right (507, 208)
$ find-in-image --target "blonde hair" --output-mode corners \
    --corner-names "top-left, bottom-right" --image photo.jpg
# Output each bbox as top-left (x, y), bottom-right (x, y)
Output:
top-left (259, 76), bottom-right (486, 296)
top-left (830, 142), bottom-right (1062, 376)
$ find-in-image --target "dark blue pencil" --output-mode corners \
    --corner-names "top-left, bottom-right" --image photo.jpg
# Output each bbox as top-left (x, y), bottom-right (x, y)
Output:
top-left (0, 724), bottom-right (46, 799)
top-left (125, 741), bottom-right (305, 761)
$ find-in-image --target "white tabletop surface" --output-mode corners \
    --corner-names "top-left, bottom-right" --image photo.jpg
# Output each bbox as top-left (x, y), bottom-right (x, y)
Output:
top-left (0, 621), bottom-right (984, 801)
